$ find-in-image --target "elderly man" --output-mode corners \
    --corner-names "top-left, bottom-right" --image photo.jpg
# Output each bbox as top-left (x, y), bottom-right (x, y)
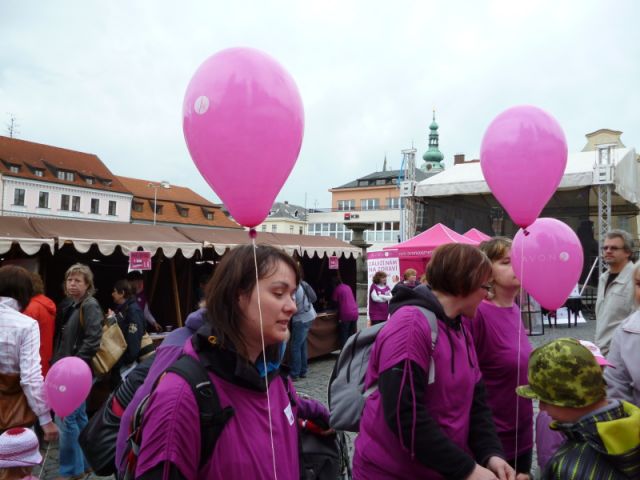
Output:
top-left (594, 229), bottom-right (636, 356)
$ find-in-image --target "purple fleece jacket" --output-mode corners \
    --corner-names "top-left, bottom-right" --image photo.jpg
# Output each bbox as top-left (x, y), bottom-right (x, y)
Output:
top-left (466, 301), bottom-right (534, 460)
top-left (354, 305), bottom-right (483, 478)
top-left (115, 308), bottom-right (207, 472)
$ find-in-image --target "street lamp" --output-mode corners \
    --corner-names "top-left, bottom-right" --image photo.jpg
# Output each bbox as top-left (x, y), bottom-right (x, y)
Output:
top-left (148, 181), bottom-right (170, 225)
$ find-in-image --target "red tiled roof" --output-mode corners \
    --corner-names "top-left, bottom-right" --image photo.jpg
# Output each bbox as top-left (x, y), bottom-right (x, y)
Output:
top-left (116, 176), bottom-right (240, 229)
top-left (0, 135), bottom-right (129, 193)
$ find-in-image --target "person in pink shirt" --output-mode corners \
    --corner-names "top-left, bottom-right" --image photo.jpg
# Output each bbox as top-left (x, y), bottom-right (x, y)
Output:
top-left (466, 237), bottom-right (534, 479)
top-left (331, 275), bottom-right (359, 348)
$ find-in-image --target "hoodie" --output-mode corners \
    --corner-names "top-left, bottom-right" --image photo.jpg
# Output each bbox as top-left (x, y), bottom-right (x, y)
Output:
top-left (543, 400), bottom-right (640, 479)
top-left (353, 285), bottom-right (503, 479)
top-left (23, 294), bottom-right (56, 376)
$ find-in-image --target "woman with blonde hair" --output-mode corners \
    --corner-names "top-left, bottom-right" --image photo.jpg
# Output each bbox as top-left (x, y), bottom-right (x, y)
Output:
top-left (52, 263), bottom-right (102, 479)
top-left (466, 237), bottom-right (533, 479)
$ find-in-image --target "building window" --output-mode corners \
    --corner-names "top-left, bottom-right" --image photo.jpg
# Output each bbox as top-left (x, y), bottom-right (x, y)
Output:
top-left (34, 169), bottom-right (44, 177)
top-left (299, 227), bottom-right (303, 235)
top-left (337, 200), bottom-right (355, 211)
top-left (308, 222), bottom-right (352, 242)
top-left (60, 194), bottom-right (70, 211)
top-left (38, 191), bottom-right (49, 208)
top-left (108, 200), bottom-right (117, 216)
top-left (9, 165), bottom-right (20, 173)
top-left (375, 179), bottom-right (386, 185)
top-left (154, 204), bottom-right (163, 215)
top-left (90, 198), bottom-right (100, 214)
top-left (361, 198), bottom-right (380, 210)
top-left (85, 177), bottom-right (95, 185)
top-left (387, 197), bottom-right (402, 209)
top-left (13, 188), bottom-right (25, 206)
top-left (261, 224), bottom-right (267, 232)
top-left (272, 225), bottom-right (277, 233)
top-left (364, 221), bottom-right (401, 243)
top-left (133, 201), bottom-right (143, 212)
top-left (205, 212), bottom-right (213, 220)
top-left (72, 196), bottom-right (80, 212)
top-left (177, 205), bottom-right (189, 218)
top-left (57, 170), bottom-right (75, 181)
top-left (289, 225), bottom-right (294, 234)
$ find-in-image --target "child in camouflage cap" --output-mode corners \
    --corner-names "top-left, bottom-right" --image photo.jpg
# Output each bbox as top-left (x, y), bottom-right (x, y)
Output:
top-left (516, 337), bottom-right (640, 480)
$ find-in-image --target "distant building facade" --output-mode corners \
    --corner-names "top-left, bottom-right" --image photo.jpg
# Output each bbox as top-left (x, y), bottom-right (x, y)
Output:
top-left (256, 201), bottom-right (307, 234)
top-left (0, 135), bottom-right (132, 222)
top-left (117, 176), bottom-right (240, 229)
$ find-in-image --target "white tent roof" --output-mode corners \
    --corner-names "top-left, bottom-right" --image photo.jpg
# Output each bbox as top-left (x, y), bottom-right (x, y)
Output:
top-left (415, 147), bottom-right (639, 207)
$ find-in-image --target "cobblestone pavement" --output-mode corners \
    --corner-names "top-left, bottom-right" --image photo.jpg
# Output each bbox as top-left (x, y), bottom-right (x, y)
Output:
top-left (35, 314), bottom-right (597, 479)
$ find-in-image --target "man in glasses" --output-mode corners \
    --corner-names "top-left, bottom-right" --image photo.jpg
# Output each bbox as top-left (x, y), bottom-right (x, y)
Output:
top-left (595, 229), bottom-right (636, 355)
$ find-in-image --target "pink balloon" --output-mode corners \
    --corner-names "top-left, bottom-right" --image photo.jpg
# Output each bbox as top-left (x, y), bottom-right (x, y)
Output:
top-left (512, 218), bottom-right (584, 310)
top-left (183, 48), bottom-right (304, 228)
top-left (45, 357), bottom-right (92, 417)
top-left (480, 105), bottom-right (567, 228)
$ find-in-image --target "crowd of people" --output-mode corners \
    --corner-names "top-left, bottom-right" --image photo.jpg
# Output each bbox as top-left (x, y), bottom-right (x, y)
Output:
top-left (1, 228), bottom-right (640, 479)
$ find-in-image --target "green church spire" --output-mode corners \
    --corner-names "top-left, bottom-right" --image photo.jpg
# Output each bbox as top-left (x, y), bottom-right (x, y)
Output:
top-left (422, 110), bottom-right (444, 173)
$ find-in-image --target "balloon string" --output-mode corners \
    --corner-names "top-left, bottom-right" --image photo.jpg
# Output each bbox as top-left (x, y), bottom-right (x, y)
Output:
top-left (39, 441), bottom-right (51, 475)
top-left (252, 239), bottom-right (278, 480)
top-left (514, 233), bottom-right (526, 474)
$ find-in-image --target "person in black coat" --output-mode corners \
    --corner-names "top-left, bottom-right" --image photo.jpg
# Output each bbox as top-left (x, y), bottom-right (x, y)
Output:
top-left (108, 279), bottom-right (145, 381)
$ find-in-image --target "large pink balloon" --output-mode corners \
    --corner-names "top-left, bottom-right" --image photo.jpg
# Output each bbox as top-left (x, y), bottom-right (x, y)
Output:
top-left (183, 48), bottom-right (304, 228)
top-left (480, 106), bottom-right (567, 228)
top-left (45, 357), bottom-right (92, 417)
top-left (512, 218), bottom-right (584, 310)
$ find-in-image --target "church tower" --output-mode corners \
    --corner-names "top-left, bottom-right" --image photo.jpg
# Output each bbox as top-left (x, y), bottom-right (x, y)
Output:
top-left (421, 110), bottom-right (444, 173)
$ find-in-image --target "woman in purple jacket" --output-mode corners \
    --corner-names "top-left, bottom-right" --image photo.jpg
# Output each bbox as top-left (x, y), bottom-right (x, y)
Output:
top-left (354, 244), bottom-right (515, 480)
top-left (132, 245), bottom-right (329, 479)
top-left (466, 237), bottom-right (533, 479)
top-left (368, 271), bottom-right (392, 325)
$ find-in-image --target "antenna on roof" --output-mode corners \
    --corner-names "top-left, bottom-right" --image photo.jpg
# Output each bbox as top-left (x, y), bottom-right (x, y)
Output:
top-left (6, 113), bottom-right (20, 138)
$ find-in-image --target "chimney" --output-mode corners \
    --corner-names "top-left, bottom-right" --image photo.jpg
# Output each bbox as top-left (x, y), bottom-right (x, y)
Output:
top-left (284, 200), bottom-right (289, 205)
top-left (454, 154), bottom-right (465, 165)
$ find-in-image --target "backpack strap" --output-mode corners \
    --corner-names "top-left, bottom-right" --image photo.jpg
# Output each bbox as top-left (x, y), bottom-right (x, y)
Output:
top-left (165, 355), bottom-right (235, 468)
top-left (415, 307), bottom-right (438, 384)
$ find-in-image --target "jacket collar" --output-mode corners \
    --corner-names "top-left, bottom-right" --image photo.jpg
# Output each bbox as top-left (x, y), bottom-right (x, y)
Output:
top-left (622, 310), bottom-right (640, 334)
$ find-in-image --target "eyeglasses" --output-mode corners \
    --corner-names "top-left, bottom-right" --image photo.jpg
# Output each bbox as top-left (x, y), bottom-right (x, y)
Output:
top-left (480, 284), bottom-right (492, 292)
top-left (601, 246), bottom-right (624, 252)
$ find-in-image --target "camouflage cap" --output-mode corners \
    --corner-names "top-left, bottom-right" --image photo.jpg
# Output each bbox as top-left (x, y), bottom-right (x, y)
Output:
top-left (516, 338), bottom-right (607, 408)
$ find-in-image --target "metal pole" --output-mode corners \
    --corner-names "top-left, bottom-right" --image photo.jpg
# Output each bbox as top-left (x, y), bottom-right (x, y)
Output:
top-left (153, 185), bottom-right (157, 225)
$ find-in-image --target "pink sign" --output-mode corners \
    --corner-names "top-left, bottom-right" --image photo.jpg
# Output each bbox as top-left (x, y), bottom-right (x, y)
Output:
top-left (129, 251), bottom-right (152, 271)
top-left (328, 256), bottom-right (339, 270)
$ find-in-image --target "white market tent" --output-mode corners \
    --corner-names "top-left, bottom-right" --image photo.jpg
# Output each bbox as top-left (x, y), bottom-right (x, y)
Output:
top-left (415, 148), bottom-right (640, 207)
top-left (415, 147), bottom-right (640, 208)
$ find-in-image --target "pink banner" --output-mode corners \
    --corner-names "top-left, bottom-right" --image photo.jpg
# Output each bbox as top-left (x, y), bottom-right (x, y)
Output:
top-left (129, 251), bottom-right (152, 271)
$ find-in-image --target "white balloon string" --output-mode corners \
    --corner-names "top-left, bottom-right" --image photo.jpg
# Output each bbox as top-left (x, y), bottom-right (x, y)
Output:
top-left (252, 239), bottom-right (278, 480)
top-left (39, 440), bottom-right (51, 475)
top-left (514, 232), bottom-right (526, 474)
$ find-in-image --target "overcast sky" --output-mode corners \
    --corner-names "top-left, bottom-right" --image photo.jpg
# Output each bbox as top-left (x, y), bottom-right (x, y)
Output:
top-left (2, 1), bottom-right (638, 209)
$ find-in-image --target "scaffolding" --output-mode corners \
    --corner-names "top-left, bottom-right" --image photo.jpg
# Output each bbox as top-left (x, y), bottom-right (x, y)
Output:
top-left (399, 148), bottom-right (417, 242)
top-left (593, 144), bottom-right (616, 274)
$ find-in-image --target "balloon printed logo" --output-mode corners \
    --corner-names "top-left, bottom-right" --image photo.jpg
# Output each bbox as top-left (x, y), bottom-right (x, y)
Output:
top-left (559, 252), bottom-right (569, 262)
top-left (58, 385), bottom-right (67, 392)
top-left (194, 96), bottom-right (210, 115)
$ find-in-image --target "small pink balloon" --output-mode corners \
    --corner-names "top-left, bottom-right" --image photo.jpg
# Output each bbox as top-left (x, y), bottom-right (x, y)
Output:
top-left (45, 356), bottom-right (92, 417)
top-left (183, 47), bottom-right (304, 228)
top-left (512, 218), bottom-right (584, 310)
top-left (480, 105), bottom-right (567, 228)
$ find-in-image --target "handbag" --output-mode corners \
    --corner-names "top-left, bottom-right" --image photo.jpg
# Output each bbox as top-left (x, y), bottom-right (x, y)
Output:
top-left (0, 373), bottom-right (37, 431)
top-left (80, 303), bottom-right (127, 376)
top-left (79, 391), bottom-right (120, 475)
top-left (138, 333), bottom-right (155, 362)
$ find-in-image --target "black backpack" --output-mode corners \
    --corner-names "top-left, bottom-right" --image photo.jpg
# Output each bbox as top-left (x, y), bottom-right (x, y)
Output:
top-left (120, 354), bottom-right (233, 479)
